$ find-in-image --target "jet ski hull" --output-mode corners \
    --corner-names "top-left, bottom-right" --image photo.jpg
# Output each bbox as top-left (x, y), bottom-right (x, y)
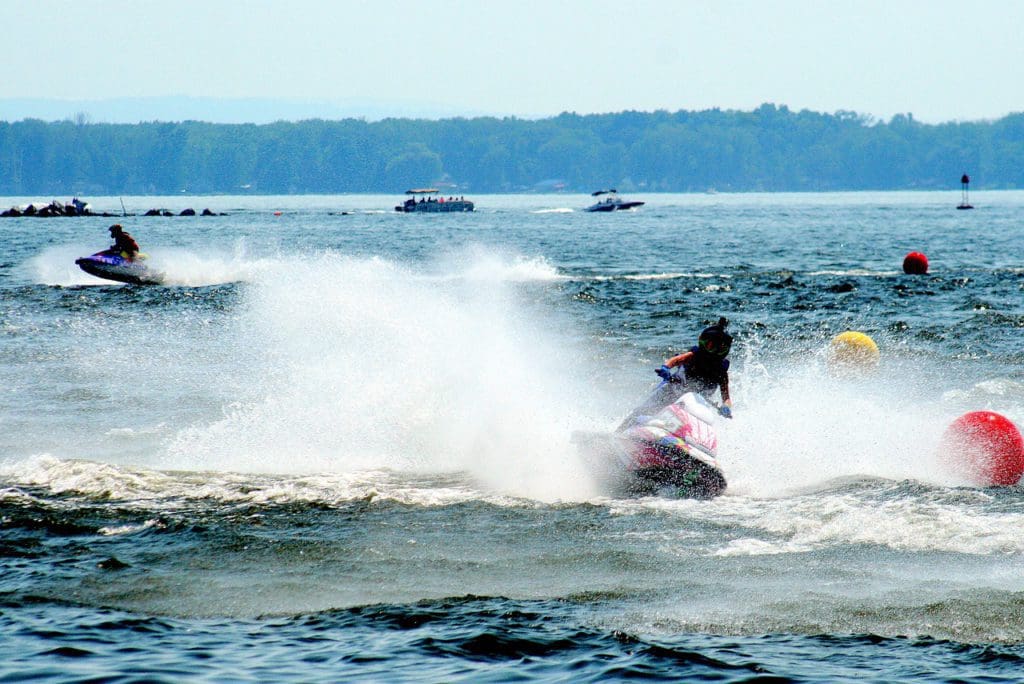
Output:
top-left (574, 390), bottom-right (726, 499)
top-left (574, 430), bottom-right (726, 498)
top-left (625, 440), bottom-right (726, 497)
top-left (75, 252), bottom-right (164, 285)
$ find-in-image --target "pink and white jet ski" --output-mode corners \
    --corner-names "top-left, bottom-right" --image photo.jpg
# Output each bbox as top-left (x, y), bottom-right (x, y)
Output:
top-left (574, 378), bottom-right (726, 498)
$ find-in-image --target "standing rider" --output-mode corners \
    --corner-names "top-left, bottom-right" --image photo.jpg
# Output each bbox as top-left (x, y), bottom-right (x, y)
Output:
top-left (108, 224), bottom-right (140, 260)
top-left (656, 317), bottom-right (734, 417)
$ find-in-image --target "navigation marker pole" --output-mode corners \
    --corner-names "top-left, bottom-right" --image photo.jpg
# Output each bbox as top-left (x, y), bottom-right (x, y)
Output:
top-left (957, 173), bottom-right (973, 210)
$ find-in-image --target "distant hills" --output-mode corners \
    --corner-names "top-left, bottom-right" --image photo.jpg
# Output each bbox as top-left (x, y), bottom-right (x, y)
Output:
top-left (0, 96), bottom-right (497, 125)
top-left (1, 103), bottom-right (1021, 195)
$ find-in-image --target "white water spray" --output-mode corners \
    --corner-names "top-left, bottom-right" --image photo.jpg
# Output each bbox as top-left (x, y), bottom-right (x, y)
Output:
top-left (162, 250), bottom-right (605, 501)
top-left (721, 349), bottom-right (1017, 496)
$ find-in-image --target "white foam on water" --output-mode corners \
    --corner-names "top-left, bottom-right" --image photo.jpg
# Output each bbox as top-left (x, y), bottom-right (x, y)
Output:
top-left (612, 482), bottom-right (1024, 556)
top-left (806, 268), bottom-right (897, 277)
top-left (0, 454), bottom-right (530, 509)
top-left (587, 272), bottom-right (722, 282)
top-left (431, 247), bottom-right (566, 282)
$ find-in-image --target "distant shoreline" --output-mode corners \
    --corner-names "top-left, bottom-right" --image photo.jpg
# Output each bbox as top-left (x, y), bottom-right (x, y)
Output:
top-left (4, 189), bottom-right (1018, 221)
top-left (2, 107), bottom-right (1020, 196)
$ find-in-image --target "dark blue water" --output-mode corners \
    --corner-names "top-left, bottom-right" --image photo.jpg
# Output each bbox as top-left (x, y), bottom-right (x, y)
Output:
top-left (2, 191), bottom-right (1023, 681)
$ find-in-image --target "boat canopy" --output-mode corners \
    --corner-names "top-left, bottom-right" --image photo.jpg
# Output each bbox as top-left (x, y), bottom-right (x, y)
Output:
top-left (405, 188), bottom-right (439, 194)
top-left (591, 189), bottom-right (618, 196)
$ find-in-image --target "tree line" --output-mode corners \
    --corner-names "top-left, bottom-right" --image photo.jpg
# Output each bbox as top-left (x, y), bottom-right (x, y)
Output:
top-left (1, 104), bottom-right (1021, 196)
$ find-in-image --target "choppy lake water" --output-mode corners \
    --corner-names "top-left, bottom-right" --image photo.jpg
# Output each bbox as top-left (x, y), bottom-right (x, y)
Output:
top-left (2, 191), bottom-right (1023, 681)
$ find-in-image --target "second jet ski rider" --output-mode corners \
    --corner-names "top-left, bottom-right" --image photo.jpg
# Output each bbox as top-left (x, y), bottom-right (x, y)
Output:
top-left (656, 317), bottom-right (734, 417)
top-left (107, 224), bottom-right (141, 260)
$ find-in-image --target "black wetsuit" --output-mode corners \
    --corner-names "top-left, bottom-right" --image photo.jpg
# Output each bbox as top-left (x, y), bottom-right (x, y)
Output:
top-left (681, 346), bottom-right (730, 399)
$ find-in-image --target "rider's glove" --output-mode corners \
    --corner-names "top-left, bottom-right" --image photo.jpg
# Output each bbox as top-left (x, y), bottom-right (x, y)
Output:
top-left (655, 366), bottom-right (673, 381)
top-left (719, 405), bottom-right (733, 419)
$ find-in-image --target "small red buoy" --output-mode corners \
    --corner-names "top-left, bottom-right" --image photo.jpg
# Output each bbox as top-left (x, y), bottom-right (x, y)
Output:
top-left (902, 251), bottom-right (929, 274)
top-left (940, 411), bottom-right (1024, 486)
top-left (274, 211), bottom-right (283, 216)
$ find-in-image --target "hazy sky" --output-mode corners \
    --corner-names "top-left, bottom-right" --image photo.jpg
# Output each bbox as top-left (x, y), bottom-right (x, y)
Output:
top-left (4, 0), bottom-right (1023, 123)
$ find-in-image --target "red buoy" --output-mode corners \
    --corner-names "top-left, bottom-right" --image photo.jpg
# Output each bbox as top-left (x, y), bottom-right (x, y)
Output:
top-left (940, 411), bottom-right (1024, 486)
top-left (903, 251), bottom-right (929, 275)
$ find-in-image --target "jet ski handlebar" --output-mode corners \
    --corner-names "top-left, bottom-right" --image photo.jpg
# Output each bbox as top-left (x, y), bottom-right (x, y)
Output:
top-left (654, 366), bottom-right (731, 418)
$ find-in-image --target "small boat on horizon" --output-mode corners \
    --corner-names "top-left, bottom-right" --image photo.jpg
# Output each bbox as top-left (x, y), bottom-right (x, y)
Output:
top-left (585, 189), bottom-right (644, 212)
top-left (395, 188), bottom-right (474, 213)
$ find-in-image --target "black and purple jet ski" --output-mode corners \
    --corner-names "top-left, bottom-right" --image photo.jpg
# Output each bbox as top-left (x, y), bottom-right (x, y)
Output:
top-left (75, 250), bottom-right (164, 285)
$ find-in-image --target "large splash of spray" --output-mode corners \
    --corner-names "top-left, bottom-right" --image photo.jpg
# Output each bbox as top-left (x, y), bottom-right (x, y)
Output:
top-left (163, 250), bottom-right (605, 501)
top-left (719, 339), bottom-right (1017, 496)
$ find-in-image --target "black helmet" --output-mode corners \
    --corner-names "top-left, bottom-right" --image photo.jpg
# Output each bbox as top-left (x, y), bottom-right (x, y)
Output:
top-left (697, 317), bottom-right (733, 358)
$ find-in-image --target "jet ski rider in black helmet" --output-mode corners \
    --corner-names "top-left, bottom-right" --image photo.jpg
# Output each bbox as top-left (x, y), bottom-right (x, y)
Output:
top-left (656, 317), bottom-right (734, 417)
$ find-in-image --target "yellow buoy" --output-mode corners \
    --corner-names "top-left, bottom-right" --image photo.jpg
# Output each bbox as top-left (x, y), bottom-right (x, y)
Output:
top-left (828, 331), bottom-right (880, 371)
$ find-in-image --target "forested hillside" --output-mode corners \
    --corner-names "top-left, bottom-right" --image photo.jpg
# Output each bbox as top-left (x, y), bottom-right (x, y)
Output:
top-left (1, 104), bottom-right (1021, 195)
